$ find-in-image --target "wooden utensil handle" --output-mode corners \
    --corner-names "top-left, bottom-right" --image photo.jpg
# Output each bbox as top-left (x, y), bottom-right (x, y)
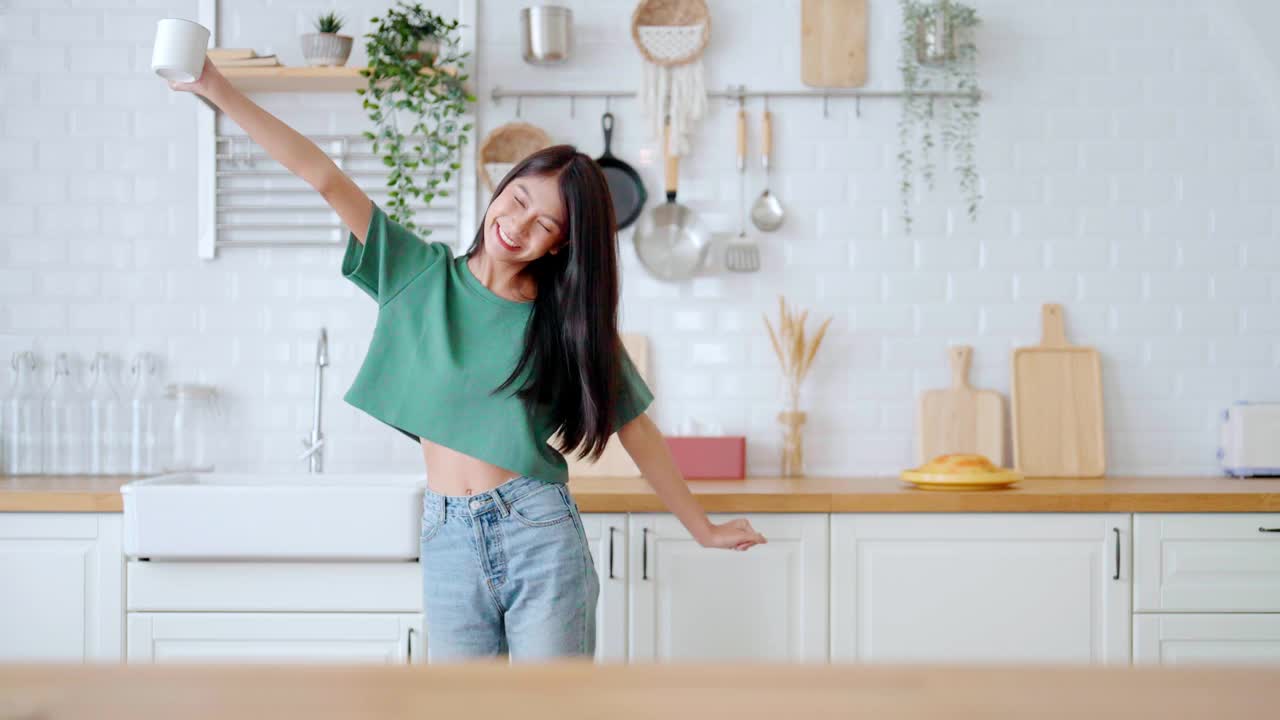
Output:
top-left (762, 110), bottom-right (772, 172)
top-left (664, 120), bottom-right (678, 201)
top-left (949, 345), bottom-right (973, 389)
top-left (736, 108), bottom-right (747, 171)
top-left (1040, 303), bottom-right (1068, 347)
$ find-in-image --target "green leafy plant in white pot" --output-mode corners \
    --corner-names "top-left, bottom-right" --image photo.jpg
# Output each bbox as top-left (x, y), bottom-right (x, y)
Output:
top-left (302, 12), bottom-right (353, 67)
top-left (898, 0), bottom-right (981, 233)
top-left (358, 1), bottom-right (474, 234)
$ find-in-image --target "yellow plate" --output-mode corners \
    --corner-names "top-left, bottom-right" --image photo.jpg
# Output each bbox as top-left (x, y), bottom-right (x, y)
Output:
top-left (900, 469), bottom-right (1021, 491)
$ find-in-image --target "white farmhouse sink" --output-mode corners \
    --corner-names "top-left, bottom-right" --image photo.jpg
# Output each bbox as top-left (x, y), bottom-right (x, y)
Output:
top-left (122, 472), bottom-right (427, 561)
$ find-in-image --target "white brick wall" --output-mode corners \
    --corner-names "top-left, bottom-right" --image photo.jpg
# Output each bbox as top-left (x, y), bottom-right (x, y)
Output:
top-left (2, 0), bottom-right (1278, 476)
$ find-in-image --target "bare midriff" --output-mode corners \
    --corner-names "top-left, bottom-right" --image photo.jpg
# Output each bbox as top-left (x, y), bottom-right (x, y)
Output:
top-left (420, 437), bottom-right (524, 497)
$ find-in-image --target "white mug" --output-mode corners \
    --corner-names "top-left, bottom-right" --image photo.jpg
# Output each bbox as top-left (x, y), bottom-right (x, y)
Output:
top-left (151, 18), bottom-right (211, 83)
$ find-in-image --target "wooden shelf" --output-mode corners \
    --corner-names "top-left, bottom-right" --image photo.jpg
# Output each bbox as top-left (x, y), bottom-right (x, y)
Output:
top-left (221, 65), bottom-right (461, 93)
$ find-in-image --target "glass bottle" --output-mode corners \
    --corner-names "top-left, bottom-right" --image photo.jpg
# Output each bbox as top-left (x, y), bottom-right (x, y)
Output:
top-left (87, 352), bottom-right (127, 475)
top-left (3, 351), bottom-right (44, 475)
top-left (128, 353), bottom-right (166, 476)
top-left (44, 352), bottom-right (89, 475)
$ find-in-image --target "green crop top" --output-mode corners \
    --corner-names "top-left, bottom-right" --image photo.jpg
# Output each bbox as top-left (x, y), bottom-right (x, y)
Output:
top-left (340, 202), bottom-right (654, 485)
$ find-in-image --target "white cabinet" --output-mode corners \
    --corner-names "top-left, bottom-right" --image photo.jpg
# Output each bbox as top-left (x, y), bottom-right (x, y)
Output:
top-left (0, 513), bottom-right (123, 661)
top-left (1132, 513), bottom-right (1280, 666)
top-left (1134, 614), bottom-right (1280, 665)
top-left (579, 513), bottom-right (627, 662)
top-left (831, 514), bottom-right (1131, 664)
top-left (125, 559), bottom-right (422, 664)
top-left (1134, 513), bottom-right (1280, 612)
top-left (127, 612), bottom-right (422, 663)
top-left (627, 513), bottom-right (829, 662)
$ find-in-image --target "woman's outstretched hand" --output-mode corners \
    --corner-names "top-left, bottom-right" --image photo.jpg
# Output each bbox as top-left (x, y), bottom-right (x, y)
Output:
top-left (699, 518), bottom-right (767, 552)
top-left (167, 56), bottom-right (224, 97)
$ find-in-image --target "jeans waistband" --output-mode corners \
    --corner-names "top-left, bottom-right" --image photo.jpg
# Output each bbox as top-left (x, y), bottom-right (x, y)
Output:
top-left (422, 473), bottom-right (550, 520)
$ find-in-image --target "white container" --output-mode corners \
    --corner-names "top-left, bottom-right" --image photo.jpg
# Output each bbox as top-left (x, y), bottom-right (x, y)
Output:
top-left (151, 18), bottom-right (211, 83)
top-left (1219, 402), bottom-right (1280, 477)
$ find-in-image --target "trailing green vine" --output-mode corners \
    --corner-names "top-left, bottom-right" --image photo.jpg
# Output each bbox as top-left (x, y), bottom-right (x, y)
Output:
top-left (899, 0), bottom-right (981, 233)
top-left (358, 1), bottom-right (475, 235)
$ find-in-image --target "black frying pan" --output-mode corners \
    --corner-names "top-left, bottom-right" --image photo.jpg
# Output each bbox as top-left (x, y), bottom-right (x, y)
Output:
top-left (595, 112), bottom-right (647, 230)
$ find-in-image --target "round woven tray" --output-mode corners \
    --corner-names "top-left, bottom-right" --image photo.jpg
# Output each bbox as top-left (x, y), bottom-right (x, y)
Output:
top-left (477, 122), bottom-right (553, 192)
top-left (630, 0), bottom-right (711, 67)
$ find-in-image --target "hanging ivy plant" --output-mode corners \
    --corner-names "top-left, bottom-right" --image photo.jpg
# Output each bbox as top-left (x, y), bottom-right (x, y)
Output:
top-left (358, 1), bottom-right (475, 234)
top-left (898, 0), bottom-right (981, 233)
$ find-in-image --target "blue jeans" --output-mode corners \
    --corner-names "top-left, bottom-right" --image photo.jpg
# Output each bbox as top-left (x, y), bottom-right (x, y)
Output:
top-left (419, 474), bottom-right (599, 663)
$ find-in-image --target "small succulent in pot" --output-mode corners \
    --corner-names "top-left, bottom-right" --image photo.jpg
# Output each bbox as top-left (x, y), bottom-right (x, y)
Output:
top-left (315, 12), bottom-right (345, 34)
top-left (302, 11), bottom-right (354, 67)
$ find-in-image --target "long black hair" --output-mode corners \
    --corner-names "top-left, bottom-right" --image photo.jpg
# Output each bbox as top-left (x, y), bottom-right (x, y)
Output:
top-left (465, 145), bottom-right (623, 463)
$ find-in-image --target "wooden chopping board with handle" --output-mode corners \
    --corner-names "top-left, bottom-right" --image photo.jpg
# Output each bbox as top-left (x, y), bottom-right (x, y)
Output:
top-left (1012, 304), bottom-right (1106, 478)
top-left (801, 0), bottom-right (868, 88)
top-left (563, 334), bottom-right (648, 478)
top-left (917, 346), bottom-right (1006, 465)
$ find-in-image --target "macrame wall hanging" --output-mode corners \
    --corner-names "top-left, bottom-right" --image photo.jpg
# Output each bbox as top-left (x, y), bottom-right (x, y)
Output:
top-left (631, 0), bottom-right (711, 157)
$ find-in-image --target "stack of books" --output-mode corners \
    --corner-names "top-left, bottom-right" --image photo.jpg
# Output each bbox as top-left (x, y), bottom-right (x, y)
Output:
top-left (209, 48), bottom-right (281, 68)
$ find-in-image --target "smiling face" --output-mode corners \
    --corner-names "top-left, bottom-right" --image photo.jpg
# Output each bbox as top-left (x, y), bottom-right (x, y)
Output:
top-left (482, 172), bottom-right (567, 265)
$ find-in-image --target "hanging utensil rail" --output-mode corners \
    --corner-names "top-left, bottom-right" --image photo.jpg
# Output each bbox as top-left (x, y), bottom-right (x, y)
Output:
top-left (491, 86), bottom-right (982, 118)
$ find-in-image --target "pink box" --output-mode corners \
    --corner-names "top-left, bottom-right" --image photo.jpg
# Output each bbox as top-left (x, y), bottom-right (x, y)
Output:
top-left (663, 436), bottom-right (746, 479)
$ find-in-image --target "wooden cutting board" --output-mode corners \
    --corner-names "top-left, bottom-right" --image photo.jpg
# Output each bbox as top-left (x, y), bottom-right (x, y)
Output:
top-left (801, 0), bottom-right (868, 88)
top-left (917, 346), bottom-right (1006, 466)
top-left (563, 334), bottom-right (648, 478)
top-left (1012, 304), bottom-right (1106, 478)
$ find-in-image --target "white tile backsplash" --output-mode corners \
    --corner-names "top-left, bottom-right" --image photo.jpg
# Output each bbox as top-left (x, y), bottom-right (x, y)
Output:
top-left (2, 0), bottom-right (1278, 476)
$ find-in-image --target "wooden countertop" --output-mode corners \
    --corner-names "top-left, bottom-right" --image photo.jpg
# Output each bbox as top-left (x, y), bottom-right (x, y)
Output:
top-left (0, 661), bottom-right (1275, 719)
top-left (3, 473), bottom-right (1280, 513)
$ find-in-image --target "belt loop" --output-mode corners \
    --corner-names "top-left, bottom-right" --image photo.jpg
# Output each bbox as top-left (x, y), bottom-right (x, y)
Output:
top-left (492, 486), bottom-right (511, 518)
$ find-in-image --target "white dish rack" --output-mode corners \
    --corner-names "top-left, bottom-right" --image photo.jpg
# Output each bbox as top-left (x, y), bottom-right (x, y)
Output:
top-left (200, 132), bottom-right (467, 257)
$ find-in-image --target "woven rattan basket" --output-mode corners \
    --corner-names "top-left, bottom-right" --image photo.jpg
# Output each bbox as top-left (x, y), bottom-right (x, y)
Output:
top-left (477, 122), bottom-right (553, 192)
top-left (630, 0), bottom-right (711, 67)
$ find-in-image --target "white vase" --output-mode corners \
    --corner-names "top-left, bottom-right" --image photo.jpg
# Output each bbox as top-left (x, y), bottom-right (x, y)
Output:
top-left (301, 33), bottom-right (353, 67)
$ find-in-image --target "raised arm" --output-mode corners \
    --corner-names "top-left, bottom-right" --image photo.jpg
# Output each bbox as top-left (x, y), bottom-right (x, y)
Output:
top-left (168, 58), bottom-right (373, 243)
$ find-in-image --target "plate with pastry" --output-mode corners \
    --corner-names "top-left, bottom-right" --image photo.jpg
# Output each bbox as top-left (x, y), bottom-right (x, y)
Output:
top-left (901, 453), bottom-right (1022, 491)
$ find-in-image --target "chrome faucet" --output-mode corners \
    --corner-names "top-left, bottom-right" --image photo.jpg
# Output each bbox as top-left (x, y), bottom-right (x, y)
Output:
top-left (299, 327), bottom-right (328, 473)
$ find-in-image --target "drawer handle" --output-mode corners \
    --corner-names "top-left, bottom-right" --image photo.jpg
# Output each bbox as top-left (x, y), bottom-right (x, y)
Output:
top-left (1260, 527), bottom-right (1280, 533)
top-left (608, 526), bottom-right (617, 579)
top-left (1113, 527), bottom-right (1121, 581)
top-left (642, 527), bottom-right (650, 581)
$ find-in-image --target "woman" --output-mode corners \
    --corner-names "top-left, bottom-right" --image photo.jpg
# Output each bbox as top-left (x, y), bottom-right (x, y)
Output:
top-left (170, 59), bottom-right (767, 663)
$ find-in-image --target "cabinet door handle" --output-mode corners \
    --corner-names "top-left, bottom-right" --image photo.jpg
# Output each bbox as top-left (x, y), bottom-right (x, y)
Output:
top-left (407, 627), bottom-right (415, 664)
top-left (1260, 527), bottom-right (1280, 533)
top-left (608, 526), bottom-right (617, 579)
top-left (642, 527), bottom-right (650, 581)
top-left (1113, 527), bottom-right (1121, 581)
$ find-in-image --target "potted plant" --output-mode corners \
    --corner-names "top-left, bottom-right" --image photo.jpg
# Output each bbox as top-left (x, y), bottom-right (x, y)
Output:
top-left (301, 11), bottom-right (353, 67)
top-left (898, 0), bottom-right (981, 233)
top-left (358, 1), bottom-right (474, 234)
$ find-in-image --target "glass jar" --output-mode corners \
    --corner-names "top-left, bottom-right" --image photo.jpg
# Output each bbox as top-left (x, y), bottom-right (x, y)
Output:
top-left (166, 383), bottom-right (222, 472)
top-left (128, 353), bottom-right (167, 476)
top-left (87, 352), bottom-right (127, 475)
top-left (4, 351), bottom-right (44, 475)
top-left (44, 352), bottom-right (89, 475)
